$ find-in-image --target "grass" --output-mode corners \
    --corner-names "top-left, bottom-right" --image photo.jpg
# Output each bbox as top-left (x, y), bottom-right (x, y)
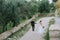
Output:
top-left (44, 18), bottom-right (55, 40)
top-left (45, 29), bottom-right (49, 40)
top-left (48, 18), bottom-right (55, 27)
top-left (6, 21), bottom-right (13, 30)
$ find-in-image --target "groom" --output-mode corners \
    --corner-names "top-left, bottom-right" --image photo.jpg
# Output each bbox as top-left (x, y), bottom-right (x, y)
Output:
top-left (31, 20), bottom-right (36, 31)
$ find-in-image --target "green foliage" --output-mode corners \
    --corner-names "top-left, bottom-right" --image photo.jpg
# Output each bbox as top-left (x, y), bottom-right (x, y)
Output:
top-left (0, 0), bottom-right (39, 33)
top-left (38, 0), bottom-right (50, 13)
top-left (6, 21), bottom-right (13, 30)
top-left (44, 18), bottom-right (55, 40)
top-left (45, 18), bottom-right (55, 40)
top-left (53, 0), bottom-right (58, 2)
top-left (0, 0), bottom-right (20, 32)
top-left (50, 3), bottom-right (55, 12)
top-left (45, 30), bottom-right (50, 40)
top-left (49, 18), bottom-right (55, 27)
top-left (0, 0), bottom-right (54, 33)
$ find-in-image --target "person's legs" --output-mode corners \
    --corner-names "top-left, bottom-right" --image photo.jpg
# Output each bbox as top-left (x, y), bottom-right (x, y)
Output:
top-left (32, 26), bottom-right (35, 31)
top-left (33, 27), bottom-right (34, 31)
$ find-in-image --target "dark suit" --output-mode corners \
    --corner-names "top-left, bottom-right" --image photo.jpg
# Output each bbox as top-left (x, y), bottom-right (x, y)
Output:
top-left (31, 21), bottom-right (35, 31)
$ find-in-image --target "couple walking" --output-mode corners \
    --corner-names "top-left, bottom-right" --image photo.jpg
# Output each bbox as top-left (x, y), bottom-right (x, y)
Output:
top-left (31, 20), bottom-right (44, 33)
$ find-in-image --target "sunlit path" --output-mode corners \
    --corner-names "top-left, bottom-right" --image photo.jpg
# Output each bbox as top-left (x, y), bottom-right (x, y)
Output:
top-left (19, 17), bottom-right (54, 40)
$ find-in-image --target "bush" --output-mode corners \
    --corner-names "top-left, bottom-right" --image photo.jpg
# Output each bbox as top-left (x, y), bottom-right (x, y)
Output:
top-left (38, 0), bottom-right (50, 13)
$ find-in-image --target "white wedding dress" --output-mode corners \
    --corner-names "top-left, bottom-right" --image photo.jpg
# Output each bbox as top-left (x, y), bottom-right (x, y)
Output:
top-left (35, 23), bottom-right (44, 34)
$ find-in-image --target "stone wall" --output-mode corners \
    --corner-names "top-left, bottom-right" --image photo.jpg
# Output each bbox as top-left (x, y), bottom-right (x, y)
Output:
top-left (49, 24), bottom-right (60, 40)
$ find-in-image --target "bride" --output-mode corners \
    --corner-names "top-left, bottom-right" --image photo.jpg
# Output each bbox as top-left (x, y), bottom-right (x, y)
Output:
top-left (36, 20), bottom-right (44, 34)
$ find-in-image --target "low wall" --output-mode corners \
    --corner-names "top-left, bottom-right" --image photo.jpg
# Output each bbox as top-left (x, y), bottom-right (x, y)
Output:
top-left (49, 24), bottom-right (60, 40)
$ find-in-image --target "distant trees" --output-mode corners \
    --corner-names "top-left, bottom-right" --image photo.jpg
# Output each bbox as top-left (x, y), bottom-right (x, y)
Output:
top-left (38, 0), bottom-right (50, 13)
top-left (53, 0), bottom-right (58, 2)
top-left (50, 3), bottom-right (55, 12)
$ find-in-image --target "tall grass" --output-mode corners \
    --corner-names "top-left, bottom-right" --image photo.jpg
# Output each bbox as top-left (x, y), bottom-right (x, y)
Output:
top-left (44, 18), bottom-right (55, 40)
top-left (49, 18), bottom-right (55, 27)
top-left (45, 29), bottom-right (49, 40)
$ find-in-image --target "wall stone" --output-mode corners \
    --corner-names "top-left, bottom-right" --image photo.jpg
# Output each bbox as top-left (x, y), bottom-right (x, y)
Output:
top-left (49, 24), bottom-right (60, 40)
top-left (49, 24), bottom-right (60, 38)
